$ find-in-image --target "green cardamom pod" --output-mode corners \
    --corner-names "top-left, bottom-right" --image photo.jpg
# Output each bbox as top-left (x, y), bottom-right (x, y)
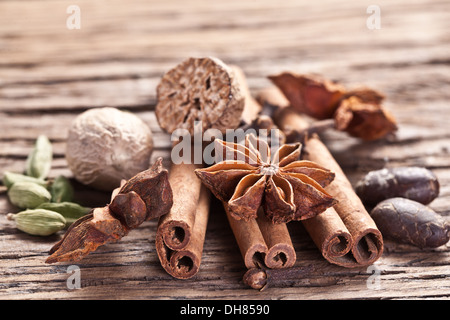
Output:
top-left (37, 202), bottom-right (91, 226)
top-left (7, 209), bottom-right (66, 236)
top-left (50, 175), bottom-right (74, 203)
top-left (8, 181), bottom-right (52, 209)
top-left (26, 135), bottom-right (53, 179)
top-left (2, 171), bottom-right (49, 190)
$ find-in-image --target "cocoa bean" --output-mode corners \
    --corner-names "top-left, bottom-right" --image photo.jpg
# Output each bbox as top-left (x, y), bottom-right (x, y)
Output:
top-left (370, 197), bottom-right (449, 248)
top-left (356, 167), bottom-right (439, 207)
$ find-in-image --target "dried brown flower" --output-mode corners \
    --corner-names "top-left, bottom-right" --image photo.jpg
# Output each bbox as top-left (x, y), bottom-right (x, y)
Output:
top-left (334, 96), bottom-right (397, 141)
top-left (269, 72), bottom-right (398, 141)
top-left (268, 72), bottom-right (345, 120)
top-left (195, 134), bottom-right (337, 223)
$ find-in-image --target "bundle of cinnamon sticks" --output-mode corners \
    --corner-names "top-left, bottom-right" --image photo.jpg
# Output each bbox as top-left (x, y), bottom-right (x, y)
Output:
top-left (155, 161), bottom-right (211, 279)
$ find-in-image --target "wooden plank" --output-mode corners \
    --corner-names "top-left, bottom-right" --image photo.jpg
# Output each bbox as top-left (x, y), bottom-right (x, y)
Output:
top-left (0, 0), bottom-right (449, 300)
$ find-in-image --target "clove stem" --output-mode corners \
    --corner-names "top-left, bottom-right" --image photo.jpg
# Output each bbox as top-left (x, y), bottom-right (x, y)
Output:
top-left (243, 263), bottom-right (314, 290)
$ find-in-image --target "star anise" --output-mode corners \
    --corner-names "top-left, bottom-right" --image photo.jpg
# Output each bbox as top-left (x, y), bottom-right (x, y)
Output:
top-left (195, 134), bottom-right (337, 223)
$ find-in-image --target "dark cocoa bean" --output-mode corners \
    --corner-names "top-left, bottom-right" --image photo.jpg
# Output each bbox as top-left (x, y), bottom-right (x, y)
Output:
top-left (370, 197), bottom-right (449, 248)
top-left (355, 167), bottom-right (439, 207)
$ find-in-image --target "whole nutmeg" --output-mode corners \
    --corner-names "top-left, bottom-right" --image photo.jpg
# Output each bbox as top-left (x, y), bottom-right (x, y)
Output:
top-left (66, 107), bottom-right (153, 191)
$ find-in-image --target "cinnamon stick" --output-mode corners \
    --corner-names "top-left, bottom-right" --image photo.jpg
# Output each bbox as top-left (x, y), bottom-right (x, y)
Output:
top-left (224, 203), bottom-right (268, 269)
top-left (155, 186), bottom-right (210, 279)
top-left (156, 162), bottom-right (203, 250)
top-left (231, 65), bottom-right (261, 124)
top-left (256, 209), bottom-right (296, 269)
top-left (155, 160), bottom-right (210, 279)
top-left (258, 87), bottom-right (383, 268)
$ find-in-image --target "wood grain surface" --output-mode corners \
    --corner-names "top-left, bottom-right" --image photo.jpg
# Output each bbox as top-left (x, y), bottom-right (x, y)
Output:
top-left (0, 0), bottom-right (449, 300)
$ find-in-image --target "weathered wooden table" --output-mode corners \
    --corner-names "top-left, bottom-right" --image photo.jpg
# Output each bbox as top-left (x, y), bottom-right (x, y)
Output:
top-left (1, 0), bottom-right (449, 300)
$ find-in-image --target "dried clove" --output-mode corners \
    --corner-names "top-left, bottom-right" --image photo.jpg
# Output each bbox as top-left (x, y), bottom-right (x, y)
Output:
top-left (243, 263), bottom-right (315, 290)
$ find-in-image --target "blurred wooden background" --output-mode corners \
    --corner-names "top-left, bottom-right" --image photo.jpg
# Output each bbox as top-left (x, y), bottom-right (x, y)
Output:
top-left (0, 0), bottom-right (449, 299)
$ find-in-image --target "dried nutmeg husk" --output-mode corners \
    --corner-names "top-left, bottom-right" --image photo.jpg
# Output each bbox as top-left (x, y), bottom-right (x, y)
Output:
top-left (268, 72), bottom-right (398, 141)
top-left (268, 72), bottom-right (346, 120)
top-left (46, 157), bottom-right (173, 264)
top-left (334, 95), bottom-right (397, 141)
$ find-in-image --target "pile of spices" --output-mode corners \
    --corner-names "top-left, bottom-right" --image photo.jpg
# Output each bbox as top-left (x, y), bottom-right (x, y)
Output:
top-left (34, 56), bottom-right (446, 291)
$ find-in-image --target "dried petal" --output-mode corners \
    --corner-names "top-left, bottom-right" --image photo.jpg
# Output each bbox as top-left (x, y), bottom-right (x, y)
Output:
top-left (282, 172), bottom-right (337, 221)
top-left (110, 191), bottom-right (147, 229)
top-left (343, 87), bottom-right (385, 105)
top-left (268, 72), bottom-right (345, 119)
top-left (46, 158), bottom-right (173, 264)
top-left (214, 139), bottom-right (260, 165)
top-left (118, 157), bottom-right (173, 220)
top-left (228, 174), bottom-right (266, 220)
top-left (281, 160), bottom-right (335, 187)
top-left (263, 176), bottom-right (295, 224)
top-left (271, 143), bottom-right (301, 167)
top-left (195, 161), bottom-right (257, 201)
top-left (334, 96), bottom-right (397, 141)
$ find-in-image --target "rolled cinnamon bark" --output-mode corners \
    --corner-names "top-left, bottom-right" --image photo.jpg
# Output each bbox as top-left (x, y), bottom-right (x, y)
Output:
top-left (256, 209), bottom-right (296, 269)
top-left (231, 65), bottom-right (261, 124)
top-left (155, 186), bottom-right (210, 279)
top-left (304, 134), bottom-right (383, 267)
top-left (258, 87), bottom-right (383, 268)
top-left (157, 162), bottom-right (203, 250)
top-left (224, 203), bottom-right (268, 269)
top-left (301, 207), bottom-right (353, 266)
